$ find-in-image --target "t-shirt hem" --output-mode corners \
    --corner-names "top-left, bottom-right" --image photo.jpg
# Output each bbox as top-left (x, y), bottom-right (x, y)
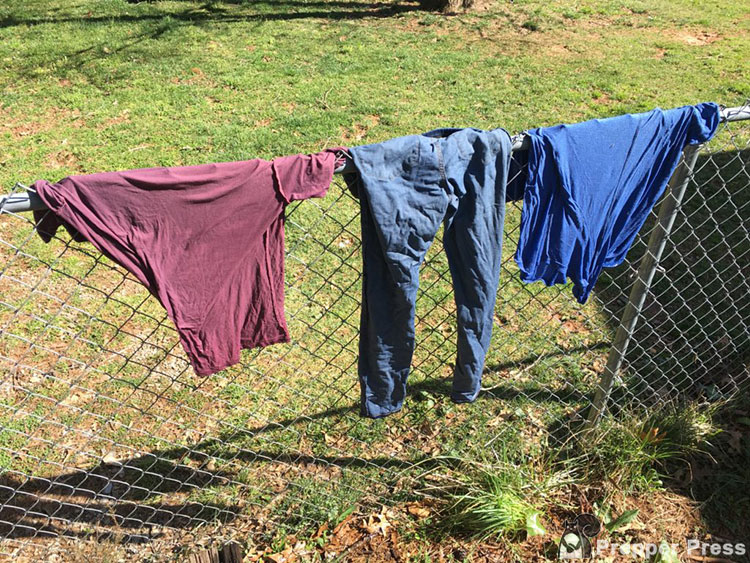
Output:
top-left (516, 260), bottom-right (592, 301)
top-left (191, 333), bottom-right (291, 376)
top-left (515, 257), bottom-right (571, 285)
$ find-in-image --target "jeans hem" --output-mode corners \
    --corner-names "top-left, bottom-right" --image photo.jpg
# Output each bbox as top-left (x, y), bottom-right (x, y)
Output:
top-left (360, 403), bottom-right (403, 419)
top-left (450, 391), bottom-right (480, 404)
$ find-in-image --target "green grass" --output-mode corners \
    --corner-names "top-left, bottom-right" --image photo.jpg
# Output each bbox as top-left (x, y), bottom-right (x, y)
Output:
top-left (1, 0), bottom-right (748, 182)
top-left (0, 0), bottom-right (748, 558)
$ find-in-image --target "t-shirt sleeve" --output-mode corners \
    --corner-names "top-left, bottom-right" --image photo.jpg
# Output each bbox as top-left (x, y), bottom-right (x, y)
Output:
top-left (32, 182), bottom-right (86, 243)
top-left (271, 148), bottom-right (344, 203)
top-left (686, 102), bottom-right (721, 145)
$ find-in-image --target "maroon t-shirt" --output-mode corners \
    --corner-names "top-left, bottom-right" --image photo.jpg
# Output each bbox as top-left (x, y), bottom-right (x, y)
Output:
top-left (33, 150), bottom-right (341, 375)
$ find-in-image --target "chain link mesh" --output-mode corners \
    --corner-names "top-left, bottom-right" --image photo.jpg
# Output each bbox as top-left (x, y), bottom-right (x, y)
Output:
top-left (0, 103), bottom-right (747, 558)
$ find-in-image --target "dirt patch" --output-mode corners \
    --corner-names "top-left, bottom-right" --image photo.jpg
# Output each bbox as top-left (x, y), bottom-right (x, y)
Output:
top-left (665, 29), bottom-right (722, 46)
top-left (0, 477), bottom-right (731, 562)
top-left (98, 110), bottom-right (131, 130)
top-left (321, 512), bottom-right (403, 562)
top-left (43, 149), bottom-right (81, 172)
top-left (341, 115), bottom-right (381, 144)
top-left (1, 106), bottom-right (87, 140)
top-left (170, 67), bottom-right (219, 88)
top-left (567, 14), bottom-right (622, 30)
top-left (239, 489), bottom-right (712, 561)
top-left (9, 122), bottom-right (54, 139)
top-left (592, 92), bottom-right (613, 105)
top-left (465, 0), bottom-right (494, 12)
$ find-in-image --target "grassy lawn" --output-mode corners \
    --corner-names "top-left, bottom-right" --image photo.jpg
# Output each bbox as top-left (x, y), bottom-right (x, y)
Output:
top-left (0, 0), bottom-right (748, 561)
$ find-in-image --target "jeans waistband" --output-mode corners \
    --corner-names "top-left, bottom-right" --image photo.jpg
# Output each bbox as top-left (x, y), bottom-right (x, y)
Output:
top-left (422, 127), bottom-right (480, 138)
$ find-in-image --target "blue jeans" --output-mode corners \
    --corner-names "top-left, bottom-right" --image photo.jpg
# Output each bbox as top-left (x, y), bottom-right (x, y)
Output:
top-left (345, 128), bottom-right (512, 418)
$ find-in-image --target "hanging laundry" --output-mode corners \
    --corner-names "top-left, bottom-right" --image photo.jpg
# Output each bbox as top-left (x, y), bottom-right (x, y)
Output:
top-left (514, 102), bottom-right (720, 303)
top-left (344, 128), bottom-right (512, 418)
top-left (32, 150), bottom-right (342, 375)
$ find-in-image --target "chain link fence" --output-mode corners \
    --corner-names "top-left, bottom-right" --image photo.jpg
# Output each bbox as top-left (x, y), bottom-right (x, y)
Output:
top-left (0, 103), bottom-right (748, 559)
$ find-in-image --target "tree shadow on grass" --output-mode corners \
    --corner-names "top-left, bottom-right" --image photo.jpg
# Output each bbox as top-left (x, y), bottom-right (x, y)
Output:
top-left (0, 0), bottom-right (423, 30)
top-left (4, 0), bottom-right (424, 87)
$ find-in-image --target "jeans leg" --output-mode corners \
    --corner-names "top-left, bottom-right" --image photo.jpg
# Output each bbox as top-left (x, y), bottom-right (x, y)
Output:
top-left (353, 139), bottom-right (447, 418)
top-left (358, 193), bottom-right (420, 417)
top-left (442, 130), bottom-right (512, 403)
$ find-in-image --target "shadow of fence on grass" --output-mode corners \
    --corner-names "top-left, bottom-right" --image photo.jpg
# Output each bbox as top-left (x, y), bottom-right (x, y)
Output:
top-left (0, 115), bottom-right (746, 555)
top-left (0, 335), bottom-right (608, 545)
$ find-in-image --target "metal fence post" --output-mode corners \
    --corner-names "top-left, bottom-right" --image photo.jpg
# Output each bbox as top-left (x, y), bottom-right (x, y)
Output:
top-left (584, 144), bottom-right (702, 429)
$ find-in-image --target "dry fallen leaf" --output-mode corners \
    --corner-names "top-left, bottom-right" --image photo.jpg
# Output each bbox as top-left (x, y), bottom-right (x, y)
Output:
top-left (406, 502), bottom-right (431, 519)
top-left (364, 512), bottom-right (391, 536)
top-left (101, 451), bottom-right (120, 465)
top-left (265, 546), bottom-right (295, 563)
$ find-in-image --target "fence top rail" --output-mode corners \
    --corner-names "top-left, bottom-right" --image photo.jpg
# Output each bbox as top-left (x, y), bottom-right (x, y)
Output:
top-left (724, 104), bottom-right (750, 122)
top-left (0, 105), bottom-right (747, 215)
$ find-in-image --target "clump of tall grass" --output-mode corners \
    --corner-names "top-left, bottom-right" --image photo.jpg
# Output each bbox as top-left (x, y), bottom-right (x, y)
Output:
top-left (575, 401), bottom-right (721, 492)
top-left (430, 401), bottom-right (720, 540)
top-left (439, 452), bottom-right (576, 539)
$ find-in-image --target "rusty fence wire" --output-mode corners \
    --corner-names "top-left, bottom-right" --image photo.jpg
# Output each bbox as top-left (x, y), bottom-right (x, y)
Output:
top-left (0, 103), bottom-right (748, 559)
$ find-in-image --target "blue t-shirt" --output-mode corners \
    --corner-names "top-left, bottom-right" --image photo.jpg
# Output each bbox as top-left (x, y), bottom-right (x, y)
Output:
top-left (515, 102), bottom-right (721, 303)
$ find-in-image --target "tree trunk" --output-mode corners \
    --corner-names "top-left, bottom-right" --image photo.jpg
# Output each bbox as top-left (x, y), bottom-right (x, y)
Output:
top-left (418, 0), bottom-right (475, 13)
